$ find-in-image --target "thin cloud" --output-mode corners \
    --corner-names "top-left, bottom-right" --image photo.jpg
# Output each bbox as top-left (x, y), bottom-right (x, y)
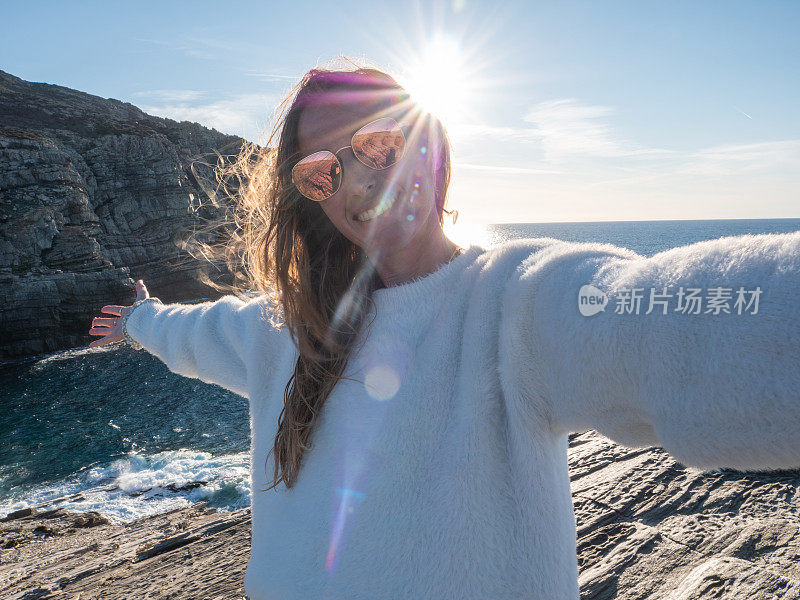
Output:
top-left (682, 139), bottom-right (800, 176)
top-left (455, 98), bottom-right (674, 162)
top-left (244, 69), bottom-right (301, 82)
top-left (456, 99), bottom-right (799, 179)
top-left (454, 162), bottom-right (566, 175)
top-left (180, 35), bottom-right (237, 52)
top-left (522, 98), bottom-right (673, 161)
top-left (132, 35), bottom-right (237, 62)
top-left (138, 93), bottom-right (278, 143)
top-left (448, 102), bottom-right (798, 221)
top-left (133, 89), bottom-right (207, 103)
top-left (132, 37), bottom-right (170, 46)
top-left (454, 123), bottom-right (535, 140)
top-left (456, 100), bottom-right (800, 189)
top-left (585, 140), bottom-right (800, 186)
top-left (692, 139), bottom-right (800, 163)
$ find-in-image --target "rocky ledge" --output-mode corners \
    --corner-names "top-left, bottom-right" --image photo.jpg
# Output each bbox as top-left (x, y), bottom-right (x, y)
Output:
top-left (0, 69), bottom-right (248, 360)
top-left (0, 502), bottom-right (250, 600)
top-left (1, 432), bottom-right (798, 599)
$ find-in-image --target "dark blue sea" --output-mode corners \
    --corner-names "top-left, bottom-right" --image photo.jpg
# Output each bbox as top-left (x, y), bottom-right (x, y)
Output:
top-left (2, 218), bottom-right (799, 522)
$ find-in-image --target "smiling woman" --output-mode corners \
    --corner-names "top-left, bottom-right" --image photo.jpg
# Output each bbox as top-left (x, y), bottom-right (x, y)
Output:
top-left (86, 56), bottom-right (800, 600)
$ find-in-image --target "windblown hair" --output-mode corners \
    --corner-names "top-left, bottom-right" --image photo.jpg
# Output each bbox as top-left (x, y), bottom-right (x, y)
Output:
top-left (189, 58), bottom-right (453, 490)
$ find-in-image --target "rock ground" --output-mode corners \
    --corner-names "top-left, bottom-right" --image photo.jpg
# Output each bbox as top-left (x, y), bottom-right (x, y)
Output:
top-left (2, 431), bottom-right (797, 599)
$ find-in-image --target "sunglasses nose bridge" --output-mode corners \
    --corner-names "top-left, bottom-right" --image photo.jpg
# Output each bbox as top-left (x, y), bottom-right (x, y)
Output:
top-left (334, 144), bottom-right (375, 174)
top-left (334, 145), bottom-right (352, 156)
top-left (332, 145), bottom-right (358, 171)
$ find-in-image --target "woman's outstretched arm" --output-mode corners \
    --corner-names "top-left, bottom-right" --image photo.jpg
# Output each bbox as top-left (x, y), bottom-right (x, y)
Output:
top-left (88, 280), bottom-right (278, 399)
top-left (502, 232), bottom-right (800, 471)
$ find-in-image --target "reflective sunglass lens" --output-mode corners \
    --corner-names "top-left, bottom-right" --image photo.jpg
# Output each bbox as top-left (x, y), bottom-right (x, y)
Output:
top-left (352, 117), bottom-right (405, 170)
top-left (292, 151), bottom-right (341, 201)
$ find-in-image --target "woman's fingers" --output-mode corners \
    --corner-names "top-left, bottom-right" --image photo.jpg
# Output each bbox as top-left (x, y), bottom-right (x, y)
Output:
top-left (88, 320), bottom-right (122, 347)
top-left (88, 330), bottom-right (122, 348)
top-left (90, 279), bottom-right (148, 349)
top-left (90, 311), bottom-right (125, 348)
top-left (89, 326), bottom-right (119, 336)
top-left (92, 317), bottom-right (118, 327)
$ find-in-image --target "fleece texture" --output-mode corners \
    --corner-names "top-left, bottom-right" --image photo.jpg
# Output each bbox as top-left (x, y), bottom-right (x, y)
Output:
top-left (124, 232), bottom-right (800, 600)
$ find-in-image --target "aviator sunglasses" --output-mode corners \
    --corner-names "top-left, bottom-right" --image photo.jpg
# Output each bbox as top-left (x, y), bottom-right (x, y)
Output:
top-left (291, 117), bottom-right (406, 202)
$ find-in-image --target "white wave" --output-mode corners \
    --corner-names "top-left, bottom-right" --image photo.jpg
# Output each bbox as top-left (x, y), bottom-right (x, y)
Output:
top-left (0, 448), bottom-right (251, 524)
top-left (26, 343), bottom-right (121, 371)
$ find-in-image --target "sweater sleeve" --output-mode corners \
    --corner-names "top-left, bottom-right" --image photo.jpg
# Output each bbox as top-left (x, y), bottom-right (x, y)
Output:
top-left (502, 231), bottom-right (800, 472)
top-left (123, 294), bottom-right (276, 399)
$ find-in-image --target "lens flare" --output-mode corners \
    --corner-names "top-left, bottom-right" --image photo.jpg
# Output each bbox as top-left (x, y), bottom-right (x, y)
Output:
top-left (397, 35), bottom-right (471, 135)
top-left (364, 364), bottom-right (401, 401)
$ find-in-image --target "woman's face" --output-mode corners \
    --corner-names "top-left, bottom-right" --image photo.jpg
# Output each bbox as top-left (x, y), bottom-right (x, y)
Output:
top-left (296, 97), bottom-right (441, 255)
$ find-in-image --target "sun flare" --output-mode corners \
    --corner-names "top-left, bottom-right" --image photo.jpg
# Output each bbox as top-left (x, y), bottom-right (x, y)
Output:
top-left (381, 27), bottom-right (495, 228)
top-left (396, 35), bottom-right (472, 135)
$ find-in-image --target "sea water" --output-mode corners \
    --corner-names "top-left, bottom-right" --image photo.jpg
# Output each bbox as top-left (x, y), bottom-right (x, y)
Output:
top-left (2, 218), bottom-right (798, 523)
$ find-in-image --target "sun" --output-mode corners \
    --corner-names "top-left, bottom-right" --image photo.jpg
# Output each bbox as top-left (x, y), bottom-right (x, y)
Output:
top-left (395, 35), bottom-right (472, 135)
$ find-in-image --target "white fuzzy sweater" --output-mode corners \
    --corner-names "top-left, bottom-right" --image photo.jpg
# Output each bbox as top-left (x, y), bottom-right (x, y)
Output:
top-left (123, 233), bottom-right (800, 600)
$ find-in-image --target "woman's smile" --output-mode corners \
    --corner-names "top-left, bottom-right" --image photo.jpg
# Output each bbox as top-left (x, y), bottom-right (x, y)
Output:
top-left (353, 191), bottom-right (398, 222)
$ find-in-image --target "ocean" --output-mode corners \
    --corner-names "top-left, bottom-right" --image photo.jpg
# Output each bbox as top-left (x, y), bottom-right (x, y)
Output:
top-left (2, 218), bottom-right (799, 523)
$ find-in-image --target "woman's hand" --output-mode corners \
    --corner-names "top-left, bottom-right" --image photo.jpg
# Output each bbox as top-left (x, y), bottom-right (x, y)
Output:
top-left (88, 280), bottom-right (149, 348)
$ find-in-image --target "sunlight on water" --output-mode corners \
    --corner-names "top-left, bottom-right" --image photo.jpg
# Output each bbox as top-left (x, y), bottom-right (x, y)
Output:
top-left (443, 219), bottom-right (493, 248)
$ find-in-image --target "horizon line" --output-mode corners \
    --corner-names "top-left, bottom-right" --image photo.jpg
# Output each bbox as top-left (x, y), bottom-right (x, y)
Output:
top-left (482, 216), bottom-right (800, 226)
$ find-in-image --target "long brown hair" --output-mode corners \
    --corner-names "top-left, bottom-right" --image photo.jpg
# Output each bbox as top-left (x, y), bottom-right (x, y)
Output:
top-left (191, 57), bottom-right (453, 490)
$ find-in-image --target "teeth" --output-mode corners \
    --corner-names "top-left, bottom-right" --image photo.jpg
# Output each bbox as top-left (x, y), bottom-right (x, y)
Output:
top-left (355, 194), bottom-right (396, 222)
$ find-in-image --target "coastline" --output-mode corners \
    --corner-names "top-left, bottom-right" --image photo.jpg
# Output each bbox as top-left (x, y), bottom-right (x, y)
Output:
top-left (2, 431), bottom-right (798, 599)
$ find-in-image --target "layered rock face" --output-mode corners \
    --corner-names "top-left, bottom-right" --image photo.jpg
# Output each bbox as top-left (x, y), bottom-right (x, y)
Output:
top-left (0, 70), bottom-right (248, 360)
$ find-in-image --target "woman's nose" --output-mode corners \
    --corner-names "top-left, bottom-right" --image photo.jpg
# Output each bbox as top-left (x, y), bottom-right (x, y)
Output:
top-left (346, 177), bottom-right (376, 198)
top-left (340, 155), bottom-right (380, 199)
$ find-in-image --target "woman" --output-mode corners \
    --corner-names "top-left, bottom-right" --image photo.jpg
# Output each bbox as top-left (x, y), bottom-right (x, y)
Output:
top-left (88, 63), bottom-right (800, 599)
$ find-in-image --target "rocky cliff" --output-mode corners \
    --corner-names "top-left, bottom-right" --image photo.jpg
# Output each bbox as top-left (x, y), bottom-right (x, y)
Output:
top-left (0, 69), bottom-right (248, 360)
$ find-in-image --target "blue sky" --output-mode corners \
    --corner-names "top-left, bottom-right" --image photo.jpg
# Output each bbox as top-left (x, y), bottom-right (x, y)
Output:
top-left (2, 0), bottom-right (798, 224)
